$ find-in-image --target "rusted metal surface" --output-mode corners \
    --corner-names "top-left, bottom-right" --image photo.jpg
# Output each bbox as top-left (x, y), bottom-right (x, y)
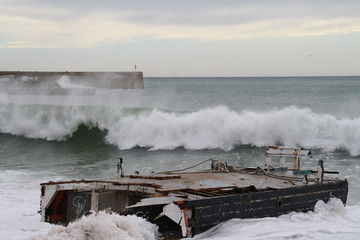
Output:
top-left (177, 180), bottom-right (348, 235)
top-left (129, 174), bottom-right (182, 180)
top-left (41, 171), bottom-right (310, 196)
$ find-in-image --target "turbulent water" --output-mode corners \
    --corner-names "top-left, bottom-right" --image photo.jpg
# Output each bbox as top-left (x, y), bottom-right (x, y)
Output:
top-left (1, 76), bottom-right (360, 240)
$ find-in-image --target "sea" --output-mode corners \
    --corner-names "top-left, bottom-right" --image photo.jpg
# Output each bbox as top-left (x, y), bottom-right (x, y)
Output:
top-left (0, 76), bottom-right (360, 240)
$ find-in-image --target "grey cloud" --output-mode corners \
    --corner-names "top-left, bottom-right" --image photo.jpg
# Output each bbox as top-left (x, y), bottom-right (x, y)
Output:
top-left (3, 0), bottom-right (360, 26)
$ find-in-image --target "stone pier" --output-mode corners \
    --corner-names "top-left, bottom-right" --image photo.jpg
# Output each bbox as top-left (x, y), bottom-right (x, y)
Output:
top-left (0, 71), bottom-right (144, 89)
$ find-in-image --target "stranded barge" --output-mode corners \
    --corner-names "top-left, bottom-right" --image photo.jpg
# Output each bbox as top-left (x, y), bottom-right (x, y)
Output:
top-left (39, 146), bottom-right (348, 238)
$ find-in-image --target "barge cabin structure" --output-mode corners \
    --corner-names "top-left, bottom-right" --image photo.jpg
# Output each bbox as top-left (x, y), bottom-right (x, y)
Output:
top-left (39, 146), bottom-right (348, 238)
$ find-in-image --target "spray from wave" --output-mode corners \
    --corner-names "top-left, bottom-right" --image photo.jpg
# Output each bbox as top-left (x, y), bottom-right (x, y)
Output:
top-left (57, 76), bottom-right (94, 89)
top-left (0, 102), bottom-right (360, 155)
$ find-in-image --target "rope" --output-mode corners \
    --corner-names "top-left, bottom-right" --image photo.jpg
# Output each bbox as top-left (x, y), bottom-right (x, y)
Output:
top-left (156, 159), bottom-right (313, 183)
top-left (251, 167), bottom-right (315, 182)
top-left (155, 158), bottom-right (214, 174)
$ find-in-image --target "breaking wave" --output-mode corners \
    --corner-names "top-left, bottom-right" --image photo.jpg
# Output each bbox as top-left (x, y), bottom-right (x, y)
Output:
top-left (1, 102), bottom-right (360, 155)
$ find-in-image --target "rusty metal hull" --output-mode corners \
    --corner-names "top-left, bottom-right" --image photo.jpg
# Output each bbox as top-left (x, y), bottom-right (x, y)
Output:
top-left (177, 180), bottom-right (348, 235)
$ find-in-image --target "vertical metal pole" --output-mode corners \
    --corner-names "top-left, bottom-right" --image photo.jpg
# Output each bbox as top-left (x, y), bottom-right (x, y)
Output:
top-left (279, 156), bottom-right (287, 169)
top-left (265, 155), bottom-right (272, 171)
top-left (117, 158), bottom-right (124, 178)
top-left (317, 160), bottom-right (324, 183)
top-left (293, 150), bottom-right (300, 171)
top-left (91, 190), bottom-right (99, 212)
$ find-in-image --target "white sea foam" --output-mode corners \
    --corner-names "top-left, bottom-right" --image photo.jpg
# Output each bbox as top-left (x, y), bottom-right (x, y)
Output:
top-left (0, 93), bottom-right (9, 104)
top-left (0, 170), bottom-right (53, 240)
top-left (194, 198), bottom-right (360, 240)
top-left (27, 212), bottom-right (158, 240)
top-left (1, 103), bottom-right (360, 155)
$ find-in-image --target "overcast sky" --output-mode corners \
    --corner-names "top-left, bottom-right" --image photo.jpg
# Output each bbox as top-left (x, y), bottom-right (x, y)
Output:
top-left (1, 0), bottom-right (359, 76)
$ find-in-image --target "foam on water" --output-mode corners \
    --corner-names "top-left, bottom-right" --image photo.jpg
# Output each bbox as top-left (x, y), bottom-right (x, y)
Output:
top-left (194, 198), bottom-right (360, 240)
top-left (27, 212), bottom-right (158, 240)
top-left (1, 102), bottom-right (360, 155)
top-left (0, 170), bottom-right (53, 240)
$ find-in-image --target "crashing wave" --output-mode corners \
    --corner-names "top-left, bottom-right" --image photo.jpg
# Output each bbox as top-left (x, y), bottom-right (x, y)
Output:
top-left (0, 103), bottom-right (360, 155)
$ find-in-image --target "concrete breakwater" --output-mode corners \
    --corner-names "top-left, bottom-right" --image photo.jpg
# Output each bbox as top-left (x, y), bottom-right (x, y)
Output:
top-left (0, 71), bottom-right (144, 90)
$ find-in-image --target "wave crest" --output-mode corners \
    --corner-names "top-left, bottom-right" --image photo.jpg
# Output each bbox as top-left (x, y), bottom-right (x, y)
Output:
top-left (1, 103), bottom-right (360, 155)
top-left (106, 106), bottom-right (360, 155)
